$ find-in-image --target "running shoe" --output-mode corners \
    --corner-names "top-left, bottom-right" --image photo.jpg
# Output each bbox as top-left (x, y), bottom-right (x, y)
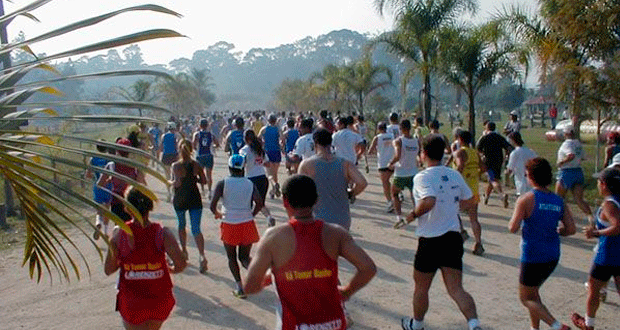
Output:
top-left (268, 216), bottom-right (276, 227)
top-left (274, 183), bottom-right (281, 198)
top-left (503, 194), bottom-right (509, 208)
top-left (207, 190), bottom-right (212, 200)
top-left (394, 218), bottom-right (406, 229)
top-left (401, 317), bottom-right (422, 330)
top-left (199, 256), bottom-right (208, 274)
top-left (461, 229), bottom-right (470, 242)
top-left (365, 164), bottom-right (369, 173)
top-left (386, 201), bottom-right (395, 213)
top-left (483, 193), bottom-right (489, 205)
top-left (232, 289), bottom-right (247, 299)
top-left (93, 224), bottom-right (101, 240)
top-left (472, 242), bottom-right (485, 256)
top-left (571, 312), bottom-right (593, 330)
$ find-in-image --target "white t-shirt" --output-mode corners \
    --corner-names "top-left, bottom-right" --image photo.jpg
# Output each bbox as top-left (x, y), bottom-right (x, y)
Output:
top-left (376, 132), bottom-right (395, 169)
top-left (507, 146), bottom-right (537, 195)
top-left (239, 145), bottom-right (266, 178)
top-left (387, 124), bottom-right (400, 138)
top-left (332, 128), bottom-right (364, 164)
top-left (293, 133), bottom-right (315, 159)
top-left (557, 139), bottom-right (584, 169)
top-left (394, 136), bottom-right (419, 177)
top-left (413, 166), bottom-right (473, 238)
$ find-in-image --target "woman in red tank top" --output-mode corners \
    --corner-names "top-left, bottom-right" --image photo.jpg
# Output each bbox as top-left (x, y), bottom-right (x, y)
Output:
top-left (104, 186), bottom-right (186, 329)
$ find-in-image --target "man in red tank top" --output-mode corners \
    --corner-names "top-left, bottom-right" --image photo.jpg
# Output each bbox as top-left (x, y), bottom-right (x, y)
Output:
top-left (243, 175), bottom-right (376, 330)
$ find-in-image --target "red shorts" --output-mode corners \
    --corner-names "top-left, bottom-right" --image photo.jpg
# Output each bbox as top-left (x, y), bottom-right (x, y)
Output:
top-left (116, 290), bottom-right (175, 325)
top-left (220, 221), bottom-right (259, 246)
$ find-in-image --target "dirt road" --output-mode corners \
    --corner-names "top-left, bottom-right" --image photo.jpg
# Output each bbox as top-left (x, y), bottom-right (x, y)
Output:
top-left (0, 152), bottom-right (618, 329)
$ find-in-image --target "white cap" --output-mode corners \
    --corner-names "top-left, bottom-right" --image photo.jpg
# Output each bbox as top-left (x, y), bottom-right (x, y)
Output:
top-left (510, 110), bottom-right (518, 116)
top-left (609, 153), bottom-right (620, 168)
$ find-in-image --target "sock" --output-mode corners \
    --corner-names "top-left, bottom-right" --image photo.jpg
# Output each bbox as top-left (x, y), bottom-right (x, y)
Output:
top-left (585, 316), bottom-right (595, 327)
top-left (467, 318), bottom-right (480, 330)
top-left (396, 215), bottom-right (402, 222)
top-left (236, 281), bottom-right (243, 291)
top-left (95, 214), bottom-right (103, 227)
top-left (551, 321), bottom-right (561, 330)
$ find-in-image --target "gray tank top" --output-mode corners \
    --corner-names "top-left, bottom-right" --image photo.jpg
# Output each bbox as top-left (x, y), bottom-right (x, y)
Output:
top-left (312, 156), bottom-right (351, 230)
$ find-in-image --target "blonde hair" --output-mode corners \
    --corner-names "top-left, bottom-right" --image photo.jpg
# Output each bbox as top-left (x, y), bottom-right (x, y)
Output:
top-left (178, 139), bottom-right (193, 161)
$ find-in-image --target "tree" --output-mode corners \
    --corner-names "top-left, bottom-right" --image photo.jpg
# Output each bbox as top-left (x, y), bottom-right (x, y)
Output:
top-left (0, 1), bottom-right (182, 281)
top-left (112, 79), bottom-right (157, 116)
top-left (497, 0), bottom-right (620, 138)
top-left (341, 57), bottom-right (393, 115)
top-left (156, 69), bottom-right (215, 117)
top-left (438, 22), bottom-right (525, 137)
top-left (374, 0), bottom-right (477, 124)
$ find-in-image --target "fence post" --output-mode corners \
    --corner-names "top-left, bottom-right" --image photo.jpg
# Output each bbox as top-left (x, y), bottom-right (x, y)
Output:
top-left (0, 203), bottom-right (7, 229)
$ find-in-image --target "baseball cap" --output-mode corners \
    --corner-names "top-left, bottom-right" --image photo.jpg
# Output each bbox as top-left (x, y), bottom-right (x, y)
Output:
top-left (609, 153), bottom-right (620, 169)
top-left (563, 125), bottom-right (575, 134)
top-left (167, 121), bottom-right (176, 130)
top-left (510, 110), bottom-right (518, 116)
top-left (116, 138), bottom-right (132, 157)
top-left (228, 154), bottom-right (245, 169)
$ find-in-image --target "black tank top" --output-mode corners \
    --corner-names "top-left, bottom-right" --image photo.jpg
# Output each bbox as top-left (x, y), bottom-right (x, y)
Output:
top-left (172, 161), bottom-right (202, 211)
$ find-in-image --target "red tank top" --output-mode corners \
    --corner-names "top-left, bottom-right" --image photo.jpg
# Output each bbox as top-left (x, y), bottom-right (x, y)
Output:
top-left (111, 162), bottom-right (138, 196)
top-left (274, 219), bottom-right (345, 330)
top-left (117, 221), bottom-right (172, 300)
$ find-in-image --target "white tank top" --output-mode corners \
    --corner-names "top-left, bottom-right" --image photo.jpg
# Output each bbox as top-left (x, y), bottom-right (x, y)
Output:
top-left (394, 136), bottom-right (419, 177)
top-left (376, 132), bottom-right (395, 169)
top-left (222, 177), bottom-right (254, 224)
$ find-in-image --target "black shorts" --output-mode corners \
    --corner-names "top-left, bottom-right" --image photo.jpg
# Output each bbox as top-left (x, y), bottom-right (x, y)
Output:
top-left (519, 260), bottom-right (558, 287)
top-left (161, 153), bottom-right (178, 166)
top-left (378, 167), bottom-right (394, 173)
top-left (591, 263), bottom-right (620, 282)
top-left (414, 231), bottom-right (464, 273)
top-left (249, 175), bottom-right (269, 200)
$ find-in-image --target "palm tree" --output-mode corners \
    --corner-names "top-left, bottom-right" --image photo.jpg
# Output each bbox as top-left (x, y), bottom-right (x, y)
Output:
top-left (112, 79), bottom-right (157, 116)
top-left (374, 0), bottom-right (477, 124)
top-left (189, 68), bottom-right (216, 111)
top-left (438, 22), bottom-right (526, 137)
top-left (0, 0), bottom-right (182, 282)
top-left (341, 57), bottom-right (393, 115)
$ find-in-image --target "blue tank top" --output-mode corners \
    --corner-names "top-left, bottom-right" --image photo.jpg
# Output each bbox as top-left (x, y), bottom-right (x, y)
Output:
top-left (196, 131), bottom-right (212, 156)
top-left (148, 127), bottom-right (161, 146)
top-left (90, 156), bottom-right (108, 181)
top-left (264, 126), bottom-right (280, 151)
top-left (594, 196), bottom-right (620, 266)
top-left (285, 129), bottom-right (299, 153)
top-left (162, 132), bottom-right (177, 155)
top-left (229, 130), bottom-right (245, 155)
top-left (521, 189), bottom-right (563, 263)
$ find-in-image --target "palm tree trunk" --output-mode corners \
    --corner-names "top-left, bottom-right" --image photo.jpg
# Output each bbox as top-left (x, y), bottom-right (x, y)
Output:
top-left (571, 83), bottom-right (581, 140)
top-left (359, 92), bottom-right (364, 116)
top-left (423, 74), bottom-right (432, 125)
top-left (467, 80), bottom-right (476, 139)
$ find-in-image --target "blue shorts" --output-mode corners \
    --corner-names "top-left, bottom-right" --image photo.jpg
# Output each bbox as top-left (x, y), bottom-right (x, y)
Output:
top-left (196, 154), bottom-right (214, 169)
top-left (487, 166), bottom-right (502, 182)
top-left (93, 184), bottom-right (111, 204)
top-left (175, 208), bottom-right (203, 236)
top-left (558, 168), bottom-right (584, 190)
top-left (266, 150), bottom-right (281, 163)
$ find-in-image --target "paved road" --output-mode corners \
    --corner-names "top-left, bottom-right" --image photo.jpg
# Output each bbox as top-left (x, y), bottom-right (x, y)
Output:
top-left (0, 152), bottom-right (618, 329)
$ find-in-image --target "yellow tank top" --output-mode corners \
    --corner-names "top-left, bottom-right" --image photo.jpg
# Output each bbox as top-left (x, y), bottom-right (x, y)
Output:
top-left (252, 120), bottom-right (263, 134)
top-left (460, 146), bottom-right (479, 195)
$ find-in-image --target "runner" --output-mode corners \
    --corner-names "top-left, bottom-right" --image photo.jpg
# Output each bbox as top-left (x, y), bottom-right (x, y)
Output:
top-left (506, 132), bottom-right (537, 197)
top-left (367, 122), bottom-right (395, 213)
top-left (210, 154), bottom-right (264, 298)
top-left (317, 110), bottom-right (335, 133)
top-left (193, 118), bottom-right (219, 199)
top-left (556, 125), bottom-right (594, 224)
top-left (160, 122), bottom-right (178, 178)
top-left (572, 167), bottom-right (620, 330)
top-left (298, 128), bottom-right (367, 231)
top-left (240, 130), bottom-right (277, 227)
top-left (97, 138), bottom-right (145, 222)
top-left (508, 157), bottom-right (575, 330)
top-left (104, 186), bottom-right (186, 330)
top-left (333, 115), bottom-right (365, 166)
top-left (259, 114), bottom-right (282, 199)
top-left (395, 135), bottom-right (482, 330)
top-left (85, 140), bottom-right (112, 240)
top-left (476, 121), bottom-right (512, 208)
top-left (224, 117), bottom-right (246, 156)
top-left (281, 118), bottom-right (299, 175)
top-left (355, 115), bottom-right (370, 173)
top-left (170, 139), bottom-right (209, 274)
top-left (387, 112), bottom-right (400, 138)
top-left (453, 130), bottom-right (486, 255)
top-left (288, 118), bottom-right (315, 171)
top-left (388, 119), bottom-right (420, 227)
top-left (243, 174), bottom-right (377, 330)
top-left (147, 123), bottom-right (162, 164)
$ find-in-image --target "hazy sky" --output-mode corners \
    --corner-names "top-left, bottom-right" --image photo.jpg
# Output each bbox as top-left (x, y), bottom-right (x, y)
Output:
top-left (5, 0), bottom-right (537, 65)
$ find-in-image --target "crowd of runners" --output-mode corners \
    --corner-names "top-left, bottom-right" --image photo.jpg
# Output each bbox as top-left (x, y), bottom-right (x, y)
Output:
top-left (84, 110), bottom-right (619, 330)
